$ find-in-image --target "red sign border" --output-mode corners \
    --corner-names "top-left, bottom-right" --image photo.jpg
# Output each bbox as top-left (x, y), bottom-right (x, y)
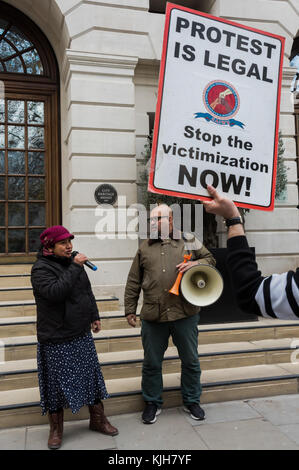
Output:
top-left (147, 2), bottom-right (285, 211)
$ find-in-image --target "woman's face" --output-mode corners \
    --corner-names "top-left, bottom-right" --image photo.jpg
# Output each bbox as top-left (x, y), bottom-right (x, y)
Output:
top-left (50, 238), bottom-right (73, 257)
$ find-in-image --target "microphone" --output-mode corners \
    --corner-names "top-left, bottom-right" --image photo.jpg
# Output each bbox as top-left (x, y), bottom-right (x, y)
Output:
top-left (72, 251), bottom-right (98, 271)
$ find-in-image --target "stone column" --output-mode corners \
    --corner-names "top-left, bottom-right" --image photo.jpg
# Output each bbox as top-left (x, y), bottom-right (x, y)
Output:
top-left (61, 50), bottom-right (139, 300)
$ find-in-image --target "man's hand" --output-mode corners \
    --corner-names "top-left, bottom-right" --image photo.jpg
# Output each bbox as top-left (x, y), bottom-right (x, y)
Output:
top-left (126, 314), bottom-right (137, 328)
top-left (176, 260), bottom-right (199, 274)
top-left (91, 320), bottom-right (101, 333)
top-left (202, 185), bottom-right (240, 219)
top-left (203, 185), bottom-right (245, 239)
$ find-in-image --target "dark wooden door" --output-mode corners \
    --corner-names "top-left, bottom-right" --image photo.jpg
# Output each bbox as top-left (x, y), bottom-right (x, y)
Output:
top-left (0, 94), bottom-right (53, 255)
top-left (0, 2), bottom-right (61, 260)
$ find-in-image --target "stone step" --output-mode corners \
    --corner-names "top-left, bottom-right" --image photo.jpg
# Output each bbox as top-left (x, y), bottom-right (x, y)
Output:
top-left (0, 287), bottom-right (35, 302)
top-left (0, 287), bottom-right (118, 304)
top-left (2, 329), bottom-right (143, 361)
top-left (1, 338), bottom-right (299, 392)
top-left (0, 301), bottom-right (37, 318)
top-left (0, 297), bottom-right (120, 318)
top-left (0, 265), bottom-right (32, 275)
top-left (0, 312), bottom-right (136, 336)
top-left (2, 320), bottom-right (299, 361)
top-left (1, 362), bottom-right (299, 429)
top-left (0, 317), bottom-right (37, 337)
top-left (0, 275), bottom-right (32, 288)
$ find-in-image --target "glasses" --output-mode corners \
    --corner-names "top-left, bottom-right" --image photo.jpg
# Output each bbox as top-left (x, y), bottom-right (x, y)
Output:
top-left (148, 216), bottom-right (169, 223)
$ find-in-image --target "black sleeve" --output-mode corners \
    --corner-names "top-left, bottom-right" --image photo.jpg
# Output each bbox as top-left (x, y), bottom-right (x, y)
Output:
top-left (31, 262), bottom-right (83, 302)
top-left (226, 235), bottom-right (264, 315)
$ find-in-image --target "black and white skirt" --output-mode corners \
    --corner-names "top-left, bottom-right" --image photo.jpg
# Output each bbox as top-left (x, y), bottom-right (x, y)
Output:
top-left (37, 332), bottom-right (109, 415)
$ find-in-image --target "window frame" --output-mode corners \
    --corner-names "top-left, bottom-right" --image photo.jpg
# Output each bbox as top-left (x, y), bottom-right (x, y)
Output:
top-left (0, 1), bottom-right (61, 258)
top-left (0, 2), bottom-right (58, 81)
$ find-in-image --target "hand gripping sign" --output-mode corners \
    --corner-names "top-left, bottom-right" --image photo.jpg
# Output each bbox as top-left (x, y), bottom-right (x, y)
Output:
top-left (148, 3), bottom-right (285, 211)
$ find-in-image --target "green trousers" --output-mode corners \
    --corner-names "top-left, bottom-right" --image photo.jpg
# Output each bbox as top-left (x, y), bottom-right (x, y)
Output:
top-left (141, 313), bottom-right (202, 407)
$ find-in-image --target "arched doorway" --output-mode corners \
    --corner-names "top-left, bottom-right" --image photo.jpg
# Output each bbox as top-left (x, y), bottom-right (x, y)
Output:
top-left (0, 1), bottom-right (61, 261)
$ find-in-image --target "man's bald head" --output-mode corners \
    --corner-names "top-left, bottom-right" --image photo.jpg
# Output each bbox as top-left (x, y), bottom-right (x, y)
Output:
top-left (150, 204), bottom-right (173, 218)
top-left (149, 203), bottom-right (173, 239)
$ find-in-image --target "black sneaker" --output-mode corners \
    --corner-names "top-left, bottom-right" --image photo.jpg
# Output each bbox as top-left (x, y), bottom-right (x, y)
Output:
top-left (183, 403), bottom-right (205, 421)
top-left (142, 402), bottom-right (161, 424)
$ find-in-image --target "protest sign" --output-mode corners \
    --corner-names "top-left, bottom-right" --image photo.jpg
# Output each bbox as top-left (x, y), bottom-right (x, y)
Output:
top-left (148, 3), bottom-right (285, 210)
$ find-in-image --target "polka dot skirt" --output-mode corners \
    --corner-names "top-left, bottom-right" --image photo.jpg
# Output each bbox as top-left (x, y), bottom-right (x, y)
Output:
top-left (37, 332), bottom-right (109, 415)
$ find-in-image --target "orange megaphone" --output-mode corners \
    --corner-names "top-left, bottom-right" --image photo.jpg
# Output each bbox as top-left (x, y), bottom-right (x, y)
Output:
top-left (169, 253), bottom-right (192, 296)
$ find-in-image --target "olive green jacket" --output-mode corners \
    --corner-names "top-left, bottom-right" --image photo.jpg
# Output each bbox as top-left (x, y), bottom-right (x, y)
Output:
top-left (124, 234), bottom-right (216, 322)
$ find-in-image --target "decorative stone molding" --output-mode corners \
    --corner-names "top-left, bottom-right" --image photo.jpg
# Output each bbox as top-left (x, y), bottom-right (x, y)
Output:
top-left (62, 50), bottom-right (139, 85)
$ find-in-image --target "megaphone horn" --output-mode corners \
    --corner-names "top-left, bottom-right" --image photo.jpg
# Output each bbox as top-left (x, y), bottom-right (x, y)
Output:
top-left (180, 264), bottom-right (224, 307)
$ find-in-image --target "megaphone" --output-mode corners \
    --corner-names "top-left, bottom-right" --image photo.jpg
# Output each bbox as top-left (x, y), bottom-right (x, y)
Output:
top-left (180, 264), bottom-right (224, 307)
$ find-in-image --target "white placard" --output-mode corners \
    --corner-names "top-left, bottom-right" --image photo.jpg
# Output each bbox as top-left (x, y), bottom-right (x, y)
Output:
top-left (148, 3), bottom-right (285, 211)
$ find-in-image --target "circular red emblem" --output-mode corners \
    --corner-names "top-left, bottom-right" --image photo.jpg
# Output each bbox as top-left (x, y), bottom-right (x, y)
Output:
top-left (203, 81), bottom-right (240, 119)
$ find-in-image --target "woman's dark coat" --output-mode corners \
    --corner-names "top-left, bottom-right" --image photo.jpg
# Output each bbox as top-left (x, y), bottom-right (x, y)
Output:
top-left (31, 252), bottom-right (100, 344)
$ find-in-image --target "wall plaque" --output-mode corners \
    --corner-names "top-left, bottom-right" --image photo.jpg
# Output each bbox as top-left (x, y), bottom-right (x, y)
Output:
top-left (94, 184), bottom-right (118, 205)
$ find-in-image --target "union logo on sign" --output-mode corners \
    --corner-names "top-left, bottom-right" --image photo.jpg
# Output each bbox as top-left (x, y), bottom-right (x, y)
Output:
top-left (195, 80), bottom-right (245, 128)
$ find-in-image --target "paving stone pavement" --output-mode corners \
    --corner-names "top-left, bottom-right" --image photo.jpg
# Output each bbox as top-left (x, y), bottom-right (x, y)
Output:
top-left (1, 394), bottom-right (299, 451)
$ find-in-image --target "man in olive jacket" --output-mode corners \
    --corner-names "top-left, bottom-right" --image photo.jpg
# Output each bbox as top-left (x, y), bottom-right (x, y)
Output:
top-left (125, 204), bottom-right (215, 424)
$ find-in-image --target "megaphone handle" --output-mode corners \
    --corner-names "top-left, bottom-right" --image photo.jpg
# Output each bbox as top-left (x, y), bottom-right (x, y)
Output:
top-left (169, 253), bottom-right (192, 295)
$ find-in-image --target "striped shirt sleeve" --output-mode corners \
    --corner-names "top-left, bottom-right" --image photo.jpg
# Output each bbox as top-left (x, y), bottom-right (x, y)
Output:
top-left (255, 271), bottom-right (299, 319)
top-left (227, 235), bottom-right (299, 319)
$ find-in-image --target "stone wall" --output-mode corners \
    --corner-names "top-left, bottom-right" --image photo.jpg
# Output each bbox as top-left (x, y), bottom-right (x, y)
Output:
top-left (3, 0), bottom-right (297, 297)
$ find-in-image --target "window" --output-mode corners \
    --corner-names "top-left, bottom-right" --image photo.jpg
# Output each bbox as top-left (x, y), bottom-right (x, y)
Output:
top-left (0, 2), bottom-right (60, 257)
top-left (0, 19), bottom-right (43, 74)
top-left (149, 0), bottom-right (204, 14)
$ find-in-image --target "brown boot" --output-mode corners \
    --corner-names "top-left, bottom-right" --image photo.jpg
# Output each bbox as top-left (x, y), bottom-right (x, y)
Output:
top-left (89, 402), bottom-right (119, 436)
top-left (48, 409), bottom-right (64, 450)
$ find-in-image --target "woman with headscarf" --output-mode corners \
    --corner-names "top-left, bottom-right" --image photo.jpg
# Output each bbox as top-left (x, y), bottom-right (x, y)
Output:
top-left (31, 225), bottom-right (118, 450)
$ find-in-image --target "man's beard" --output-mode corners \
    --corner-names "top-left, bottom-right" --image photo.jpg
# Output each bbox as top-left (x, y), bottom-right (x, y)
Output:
top-left (149, 228), bottom-right (160, 239)
top-left (149, 226), bottom-right (172, 239)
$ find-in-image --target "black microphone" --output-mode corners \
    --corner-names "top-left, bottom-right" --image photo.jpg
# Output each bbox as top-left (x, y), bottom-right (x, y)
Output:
top-left (72, 251), bottom-right (98, 271)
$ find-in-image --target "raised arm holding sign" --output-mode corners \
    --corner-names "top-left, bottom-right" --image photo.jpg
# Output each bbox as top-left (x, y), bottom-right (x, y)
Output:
top-left (202, 185), bottom-right (299, 318)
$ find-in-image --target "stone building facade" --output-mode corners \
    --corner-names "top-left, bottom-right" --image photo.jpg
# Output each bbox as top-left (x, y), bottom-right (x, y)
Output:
top-left (0, 0), bottom-right (298, 301)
